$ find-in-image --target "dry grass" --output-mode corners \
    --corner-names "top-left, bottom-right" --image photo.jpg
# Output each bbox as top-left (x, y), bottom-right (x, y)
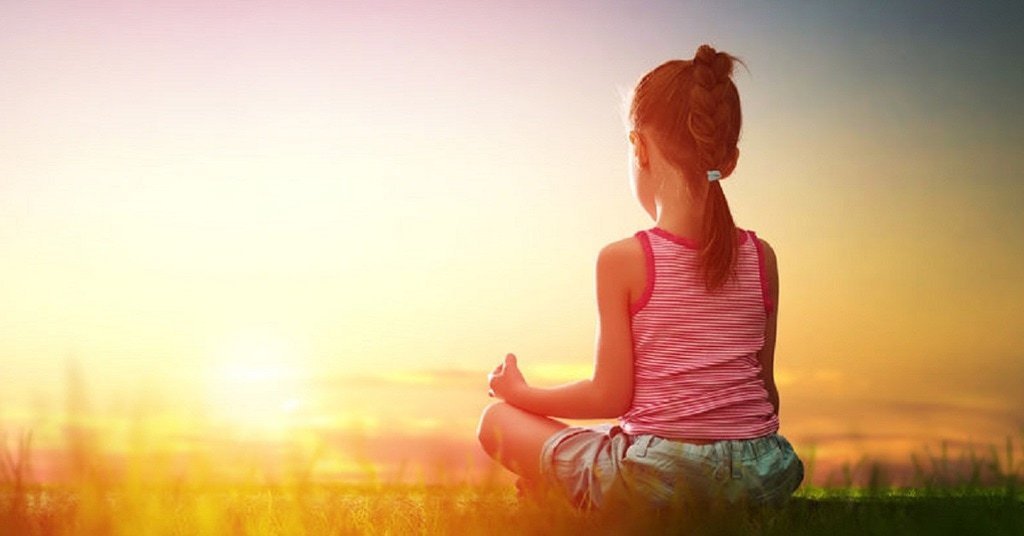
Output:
top-left (2, 428), bottom-right (1023, 535)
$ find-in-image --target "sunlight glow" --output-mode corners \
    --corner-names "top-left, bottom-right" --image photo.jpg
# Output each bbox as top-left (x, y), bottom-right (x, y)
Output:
top-left (203, 331), bottom-right (310, 438)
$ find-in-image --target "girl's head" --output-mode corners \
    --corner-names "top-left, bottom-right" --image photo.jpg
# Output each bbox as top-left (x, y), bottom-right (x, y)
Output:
top-left (627, 44), bottom-right (747, 292)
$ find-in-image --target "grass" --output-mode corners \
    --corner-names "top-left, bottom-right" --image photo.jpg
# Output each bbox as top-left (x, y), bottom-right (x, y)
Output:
top-left (2, 482), bottom-right (1021, 535)
top-left (2, 431), bottom-right (1023, 535)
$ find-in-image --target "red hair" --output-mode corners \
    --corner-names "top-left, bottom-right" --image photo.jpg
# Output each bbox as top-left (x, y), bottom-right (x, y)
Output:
top-left (629, 44), bottom-right (747, 292)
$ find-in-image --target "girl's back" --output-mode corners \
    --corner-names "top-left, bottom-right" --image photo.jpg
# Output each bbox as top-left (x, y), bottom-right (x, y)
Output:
top-left (624, 226), bottom-right (777, 440)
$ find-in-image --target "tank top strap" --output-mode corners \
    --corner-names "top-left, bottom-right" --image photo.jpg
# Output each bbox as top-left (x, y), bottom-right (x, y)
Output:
top-left (630, 230), bottom-right (656, 316)
top-left (748, 230), bottom-right (774, 315)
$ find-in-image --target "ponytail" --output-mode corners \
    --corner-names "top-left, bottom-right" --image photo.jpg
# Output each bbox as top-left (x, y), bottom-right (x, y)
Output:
top-left (700, 179), bottom-right (737, 291)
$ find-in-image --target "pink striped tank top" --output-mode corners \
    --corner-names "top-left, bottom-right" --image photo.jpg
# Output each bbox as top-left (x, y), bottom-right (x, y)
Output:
top-left (620, 226), bottom-right (779, 440)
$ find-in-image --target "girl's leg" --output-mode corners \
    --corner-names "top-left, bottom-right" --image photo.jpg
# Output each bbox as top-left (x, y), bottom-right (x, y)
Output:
top-left (477, 402), bottom-right (568, 483)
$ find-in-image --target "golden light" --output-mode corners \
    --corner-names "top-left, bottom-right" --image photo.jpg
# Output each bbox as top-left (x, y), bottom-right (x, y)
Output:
top-left (202, 330), bottom-right (311, 439)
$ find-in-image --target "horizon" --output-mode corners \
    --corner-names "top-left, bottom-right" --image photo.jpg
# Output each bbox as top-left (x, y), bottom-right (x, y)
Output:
top-left (4, 357), bottom-right (1021, 488)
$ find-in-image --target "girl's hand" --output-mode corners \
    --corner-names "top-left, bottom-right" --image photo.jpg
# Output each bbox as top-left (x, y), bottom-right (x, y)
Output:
top-left (487, 353), bottom-right (527, 401)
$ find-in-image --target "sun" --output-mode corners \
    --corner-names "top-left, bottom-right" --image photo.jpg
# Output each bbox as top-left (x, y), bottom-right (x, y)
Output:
top-left (203, 331), bottom-right (310, 437)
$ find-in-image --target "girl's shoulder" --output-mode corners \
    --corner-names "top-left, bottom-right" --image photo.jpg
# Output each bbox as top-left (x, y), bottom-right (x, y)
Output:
top-left (598, 234), bottom-right (646, 265)
top-left (596, 235), bottom-right (647, 297)
top-left (756, 235), bottom-right (778, 280)
top-left (747, 230), bottom-right (777, 268)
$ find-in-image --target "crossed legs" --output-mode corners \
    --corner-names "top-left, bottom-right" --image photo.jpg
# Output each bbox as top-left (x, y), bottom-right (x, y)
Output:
top-left (476, 402), bottom-right (569, 483)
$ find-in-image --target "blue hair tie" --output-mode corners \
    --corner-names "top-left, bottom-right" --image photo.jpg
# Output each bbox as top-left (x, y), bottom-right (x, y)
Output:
top-left (706, 169), bottom-right (722, 182)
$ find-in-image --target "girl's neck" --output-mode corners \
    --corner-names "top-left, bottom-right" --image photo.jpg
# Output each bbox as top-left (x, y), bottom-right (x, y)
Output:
top-left (654, 190), bottom-right (705, 243)
top-left (645, 144), bottom-right (710, 243)
top-left (655, 214), bottom-right (702, 243)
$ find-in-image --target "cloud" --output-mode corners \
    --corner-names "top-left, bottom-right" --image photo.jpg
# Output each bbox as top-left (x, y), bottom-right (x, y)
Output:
top-left (312, 361), bottom-right (594, 392)
top-left (774, 366), bottom-right (841, 388)
top-left (313, 368), bottom-right (481, 390)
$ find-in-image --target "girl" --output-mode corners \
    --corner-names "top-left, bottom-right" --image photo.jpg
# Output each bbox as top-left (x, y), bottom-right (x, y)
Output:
top-left (476, 44), bottom-right (804, 510)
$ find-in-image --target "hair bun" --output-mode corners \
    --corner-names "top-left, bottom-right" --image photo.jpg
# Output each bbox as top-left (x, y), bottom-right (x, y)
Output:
top-left (695, 44), bottom-right (718, 64)
top-left (693, 44), bottom-right (734, 83)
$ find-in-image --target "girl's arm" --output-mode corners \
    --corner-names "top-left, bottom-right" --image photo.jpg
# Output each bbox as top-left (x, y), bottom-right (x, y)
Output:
top-left (489, 241), bottom-right (636, 419)
top-left (757, 238), bottom-right (781, 416)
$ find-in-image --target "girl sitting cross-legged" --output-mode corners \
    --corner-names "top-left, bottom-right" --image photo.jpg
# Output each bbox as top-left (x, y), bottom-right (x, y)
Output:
top-left (476, 44), bottom-right (804, 511)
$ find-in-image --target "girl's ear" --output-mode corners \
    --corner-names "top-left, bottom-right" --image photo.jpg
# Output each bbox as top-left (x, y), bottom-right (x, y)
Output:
top-left (629, 130), bottom-right (649, 168)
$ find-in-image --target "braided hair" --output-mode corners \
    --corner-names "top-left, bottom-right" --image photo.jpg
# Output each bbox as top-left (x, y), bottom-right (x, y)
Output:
top-left (629, 44), bottom-right (747, 292)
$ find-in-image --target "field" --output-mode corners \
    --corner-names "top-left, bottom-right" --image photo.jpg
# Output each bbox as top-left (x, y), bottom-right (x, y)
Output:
top-left (2, 482), bottom-right (1022, 535)
top-left (2, 434), bottom-right (1023, 535)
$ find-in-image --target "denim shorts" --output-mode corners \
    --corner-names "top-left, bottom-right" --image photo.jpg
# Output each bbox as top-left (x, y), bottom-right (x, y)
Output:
top-left (538, 424), bottom-right (804, 510)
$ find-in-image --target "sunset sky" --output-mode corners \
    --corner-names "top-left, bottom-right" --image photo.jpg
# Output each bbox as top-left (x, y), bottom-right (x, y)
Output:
top-left (2, 1), bottom-right (1022, 485)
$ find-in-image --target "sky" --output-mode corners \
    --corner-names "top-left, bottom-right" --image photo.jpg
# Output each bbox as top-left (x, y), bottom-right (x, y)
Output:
top-left (1, 1), bottom-right (1023, 485)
